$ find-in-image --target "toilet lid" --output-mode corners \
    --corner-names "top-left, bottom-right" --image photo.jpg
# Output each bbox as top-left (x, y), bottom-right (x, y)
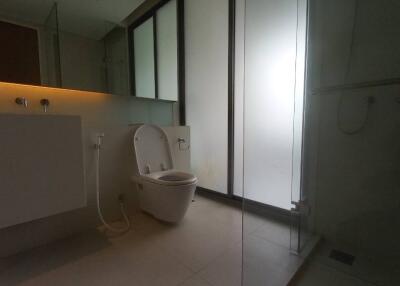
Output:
top-left (133, 124), bottom-right (173, 175)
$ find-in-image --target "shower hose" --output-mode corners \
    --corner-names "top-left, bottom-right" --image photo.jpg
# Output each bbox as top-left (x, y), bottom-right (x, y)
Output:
top-left (95, 134), bottom-right (130, 233)
top-left (337, 0), bottom-right (373, 135)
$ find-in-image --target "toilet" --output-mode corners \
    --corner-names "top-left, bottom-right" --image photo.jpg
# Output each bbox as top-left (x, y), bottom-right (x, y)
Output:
top-left (131, 124), bottom-right (197, 223)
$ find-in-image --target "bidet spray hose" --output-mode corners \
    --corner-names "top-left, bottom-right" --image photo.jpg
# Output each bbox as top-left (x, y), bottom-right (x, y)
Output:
top-left (95, 135), bottom-right (130, 233)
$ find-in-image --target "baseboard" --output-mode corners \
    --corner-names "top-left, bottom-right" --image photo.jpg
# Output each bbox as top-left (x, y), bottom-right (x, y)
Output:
top-left (195, 187), bottom-right (292, 224)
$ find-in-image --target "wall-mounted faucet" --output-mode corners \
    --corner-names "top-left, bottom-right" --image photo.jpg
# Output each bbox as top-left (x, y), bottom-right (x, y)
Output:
top-left (15, 97), bottom-right (28, 107)
top-left (40, 99), bottom-right (50, 113)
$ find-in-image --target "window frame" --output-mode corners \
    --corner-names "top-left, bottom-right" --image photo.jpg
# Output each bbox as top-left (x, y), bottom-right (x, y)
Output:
top-left (128, 0), bottom-right (185, 121)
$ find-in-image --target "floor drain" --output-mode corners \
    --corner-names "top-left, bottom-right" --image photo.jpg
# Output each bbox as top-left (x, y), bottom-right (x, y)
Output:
top-left (329, 249), bottom-right (355, 265)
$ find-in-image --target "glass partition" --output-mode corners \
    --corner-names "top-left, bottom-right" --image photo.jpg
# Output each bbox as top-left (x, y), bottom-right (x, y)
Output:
top-left (241, 0), bottom-right (306, 210)
top-left (241, 0), bottom-right (310, 284)
top-left (292, 0), bottom-right (400, 285)
top-left (241, 0), bottom-right (400, 285)
top-left (186, 0), bottom-right (229, 194)
top-left (133, 18), bottom-right (156, 99)
top-left (129, 0), bottom-right (179, 101)
top-left (156, 0), bottom-right (178, 101)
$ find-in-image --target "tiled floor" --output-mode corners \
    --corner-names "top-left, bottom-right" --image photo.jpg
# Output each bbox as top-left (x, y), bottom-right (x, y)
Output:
top-left (0, 194), bottom-right (305, 286)
top-left (293, 242), bottom-right (400, 286)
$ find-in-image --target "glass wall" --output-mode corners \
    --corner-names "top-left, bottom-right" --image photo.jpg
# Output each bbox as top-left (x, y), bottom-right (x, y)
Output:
top-left (241, 0), bottom-right (310, 285)
top-left (292, 0), bottom-right (400, 285)
top-left (186, 0), bottom-right (229, 194)
top-left (156, 0), bottom-right (178, 101)
top-left (129, 0), bottom-right (179, 100)
top-left (237, 0), bottom-right (307, 210)
top-left (242, 0), bottom-right (400, 285)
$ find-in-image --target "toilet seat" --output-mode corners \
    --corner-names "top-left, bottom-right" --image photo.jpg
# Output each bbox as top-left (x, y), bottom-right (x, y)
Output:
top-left (141, 170), bottom-right (197, 186)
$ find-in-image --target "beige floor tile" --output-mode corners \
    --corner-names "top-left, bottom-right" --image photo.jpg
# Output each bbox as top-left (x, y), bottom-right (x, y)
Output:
top-left (198, 242), bottom-right (242, 286)
top-left (244, 235), bottom-right (303, 274)
top-left (136, 197), bottom-right (242, 272)
top-left (17, 247), bottom-right (142, 286)
top-left (242, 235), bottom-right (304, 286)
top-left (15, 234), bottom-right (193, 286)
top-left (308, 241), bottom-right (400, 286)
top-left (153, 219), bottom-right (241, 272)
top-left (0, 230), bottom-right (114, 285)
top-left (294, 261), bottom-right (378, 286)
top-left (293, 262), bottom-right (337, 286)
top-left (251, 219), bottom-right (291, 249)
top-left (179, 276), bottom-right (212, 286)
top-left (243, 212), bottom-right (271, 235)
top-left (0, 194), bottom-right (310, 286)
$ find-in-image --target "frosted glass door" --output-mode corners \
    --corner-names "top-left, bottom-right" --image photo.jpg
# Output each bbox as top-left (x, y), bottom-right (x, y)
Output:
top-left (243, 0), bottom-right (306, 210)
top-left (185, 0), bottom-right (229, 194)
top-left (156, 0), bottom-right (178, 101)
top-left (133, 18), bottom-right (156, 99)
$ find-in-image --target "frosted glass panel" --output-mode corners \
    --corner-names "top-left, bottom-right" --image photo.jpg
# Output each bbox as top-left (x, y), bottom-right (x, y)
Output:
top-left (291, 0), bottom-right (307, 203)
top-left (186, 0), bottom-right (229, 194)
top-left (234, 0), bottom-right (245, 197)
top-left (157, 0), bottom-right (178, 101)
top-left (134, 18), bottom-right (156, 99)
top-left (243, 0), bottom-right (306, 209)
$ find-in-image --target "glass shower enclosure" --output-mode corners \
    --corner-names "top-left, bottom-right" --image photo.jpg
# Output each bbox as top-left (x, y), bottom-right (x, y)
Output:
top-left (239, 0), bottom-right (312, 284)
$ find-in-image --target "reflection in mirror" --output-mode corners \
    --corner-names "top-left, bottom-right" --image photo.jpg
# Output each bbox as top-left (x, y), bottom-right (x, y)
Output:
top-left (104, 27), bottom-right (130, 97)
top-left (0, 2), bottom-right (60, 87)
top-left (0, 0), bottom-right (141, 96)
top-left (0, 0), bottom-right (180, 101)
top-left (55, 1), bottom-right (135, 95)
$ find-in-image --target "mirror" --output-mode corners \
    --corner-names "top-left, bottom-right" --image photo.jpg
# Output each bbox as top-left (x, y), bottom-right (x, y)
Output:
top-left (0, 0), bottom-right (179, 101)
top-left (0, 3), bottom-right (61, 87)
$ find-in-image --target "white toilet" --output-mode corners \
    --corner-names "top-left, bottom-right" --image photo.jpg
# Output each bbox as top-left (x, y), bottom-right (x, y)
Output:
top-left (131, 124), bottom-right (197, 223)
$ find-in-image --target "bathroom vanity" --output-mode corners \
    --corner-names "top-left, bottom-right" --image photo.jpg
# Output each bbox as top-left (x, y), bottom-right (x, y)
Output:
top-left (0, 114), bottom-right (85, 229)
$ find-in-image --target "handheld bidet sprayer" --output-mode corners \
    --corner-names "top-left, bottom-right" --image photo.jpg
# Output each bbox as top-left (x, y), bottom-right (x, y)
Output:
top-left (94, 133), bottom-right (105, 149)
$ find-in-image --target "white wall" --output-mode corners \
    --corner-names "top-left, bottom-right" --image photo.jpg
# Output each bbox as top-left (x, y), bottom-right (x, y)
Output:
top-left (0, 82), bottom-right (174, 257)
top-left (185, 0), bottom-right (229, 193)
top-left (306, 0), bottom-right (400, 255)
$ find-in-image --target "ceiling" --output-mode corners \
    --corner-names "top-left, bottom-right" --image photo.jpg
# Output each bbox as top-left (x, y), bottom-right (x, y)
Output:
top-left (0, 0), bottom-right (145, 39)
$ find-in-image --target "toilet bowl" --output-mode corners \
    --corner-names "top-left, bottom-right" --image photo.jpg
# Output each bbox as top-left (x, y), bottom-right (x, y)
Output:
top-left (131, 124), bottom-right (197, 223)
